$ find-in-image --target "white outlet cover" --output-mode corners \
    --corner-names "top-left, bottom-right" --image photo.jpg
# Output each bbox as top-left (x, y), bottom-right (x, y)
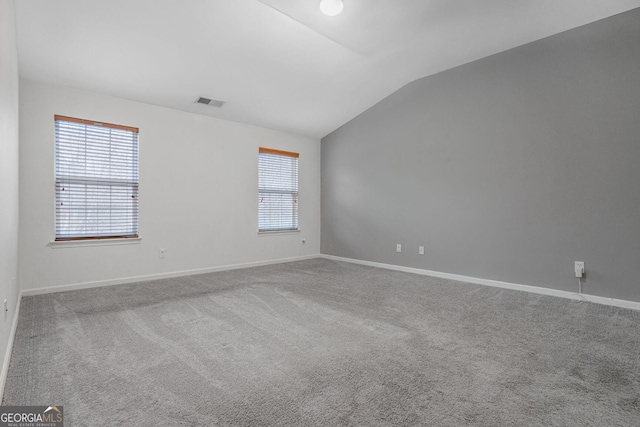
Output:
top-left (575, 261), bottom-right (585, 277)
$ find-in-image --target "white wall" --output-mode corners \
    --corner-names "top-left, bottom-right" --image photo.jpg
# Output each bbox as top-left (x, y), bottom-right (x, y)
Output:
top-left (0, 0), bottom-right (20, 385)
top-left (19, 79), bottom-right (321, 291)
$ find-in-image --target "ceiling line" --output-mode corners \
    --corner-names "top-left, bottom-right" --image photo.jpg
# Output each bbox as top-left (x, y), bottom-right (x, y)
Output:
top-left (254, 0), bottom-right (366, 58)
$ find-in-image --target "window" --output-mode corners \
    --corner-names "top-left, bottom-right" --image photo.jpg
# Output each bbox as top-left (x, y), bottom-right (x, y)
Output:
top-left (258, 147), bottom-right (299, 232)
top-left (54, 115), bottom-right (139, 241)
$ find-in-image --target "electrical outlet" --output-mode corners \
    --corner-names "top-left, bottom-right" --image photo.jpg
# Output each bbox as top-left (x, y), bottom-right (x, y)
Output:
top-left (396, 244), bottom-right (402, 253)
top-left (301, 237), bottom-right (306, 245)
top-left (159, 248), bottom-right (166, 259)
top-left (575, 261), bottom-right (584, 278)
top-left (419, 246), bottom-right (425, 255)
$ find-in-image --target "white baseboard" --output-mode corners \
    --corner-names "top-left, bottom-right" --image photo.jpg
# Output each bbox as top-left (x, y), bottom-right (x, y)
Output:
top-left (0, 293), bottom-right (22, 403)
top-left (22, 254), bottom-right (320, 297)
top-left (321, 255), bottom-right (640, 311)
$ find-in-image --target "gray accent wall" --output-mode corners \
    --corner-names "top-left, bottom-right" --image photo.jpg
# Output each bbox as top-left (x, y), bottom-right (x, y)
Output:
top-left (321, 9), bottom-right (640, 302)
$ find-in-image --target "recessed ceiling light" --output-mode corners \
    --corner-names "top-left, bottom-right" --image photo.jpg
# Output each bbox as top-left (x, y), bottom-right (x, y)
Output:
top-left (319, 0), bottom-right (343, 17)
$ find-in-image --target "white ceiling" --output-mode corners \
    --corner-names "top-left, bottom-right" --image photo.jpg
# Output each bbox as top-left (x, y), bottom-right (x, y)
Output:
top-left (14, 0), bottom-right (640, 139)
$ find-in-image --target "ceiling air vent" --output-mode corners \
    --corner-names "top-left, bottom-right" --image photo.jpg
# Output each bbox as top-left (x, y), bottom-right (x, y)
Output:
top-left (196, 97), bottom-right (225, 108)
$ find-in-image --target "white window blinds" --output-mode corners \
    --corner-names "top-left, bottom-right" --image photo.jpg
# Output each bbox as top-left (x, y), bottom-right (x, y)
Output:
top-left (258, 147), bottom-right (299, 232)
top-left (54, 115), bottom-right (139, 241)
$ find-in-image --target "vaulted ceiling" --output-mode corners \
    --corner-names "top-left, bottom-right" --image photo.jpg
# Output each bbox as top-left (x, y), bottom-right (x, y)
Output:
top-left (14, 0), bottom-right (640, 138)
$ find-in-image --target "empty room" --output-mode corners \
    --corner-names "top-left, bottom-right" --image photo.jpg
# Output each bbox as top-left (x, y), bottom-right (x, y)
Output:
top-left (1, 0), bottom-right (640, 425)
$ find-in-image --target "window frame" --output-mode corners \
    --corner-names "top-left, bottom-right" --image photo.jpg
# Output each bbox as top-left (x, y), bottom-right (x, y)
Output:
top-left (258, 147), bottom-right (300, 234)
top-left (54, 115), bottom-right (140, 242)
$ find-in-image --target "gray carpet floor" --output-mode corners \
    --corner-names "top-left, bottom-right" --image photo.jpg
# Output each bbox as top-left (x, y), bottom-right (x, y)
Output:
top-left (3, 258), bottom-right (640, 426)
